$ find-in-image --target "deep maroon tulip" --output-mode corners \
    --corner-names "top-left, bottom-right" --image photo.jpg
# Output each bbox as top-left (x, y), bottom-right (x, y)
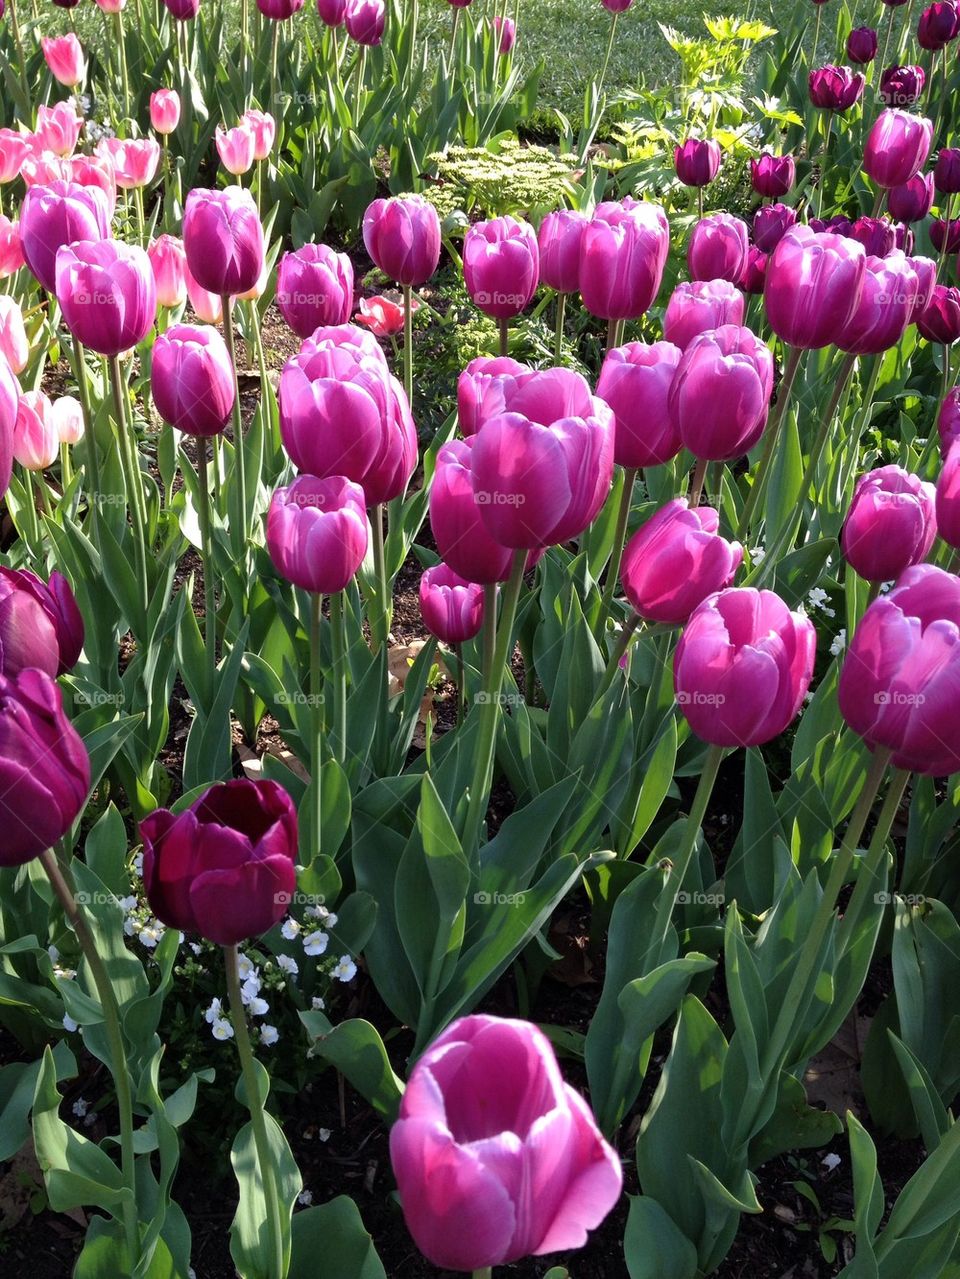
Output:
top-left (838, 565), bottom-right (960, 775)
top-left (918, 2), bottom-right (960, 50)
top-left (162, 0), bottom-right (200, 17)
top-left (596, 340), bottom-right (683, 467)
top-left (266, 475), bottom-right (368, 594)
top-left (537, 209), bottom-right (588, 294)
top-left (141, 780), bottom-right (298, 946)
top-left (808, 65), bottom-right (866, 111)
top-left (864, 109), bottom-right (934, 189)
top-left (256, 0), bottom-right (304, 15)
top-left (55, 240), bottom-right (156, 357)
top-left (753, 203), bottom-right (798, 253)
top-left (601, 0), bottom-right (633, 9)
top-left (669, 325), bottom-right (774, 462)
top-left (621, 499), bottom-right (742, 625)
top-left (674, 138), bottom-right (721, 187)
top-left (0, 355), bottom-right (18, 501)
top-left (837, 253), bottom-right (923, 355)
top-left (847, 216), bottom-right (897, 257)
top-left (580, 198), bottom-right (670, 321)
top-left (457, 356), bottom-right (532, 437)
top-left (917, 285), bottom-right (960, 342)
top-left (740, 246), bottom-right (767, 294)
top-left (662, 279), bottom-right (744, 351)
top-left (842, 465), bottom-right (936, 581)
top-left (687, 213), bottom-right (749, 284)
top-left (419, 564), bottom-right (484, 645)
top-left (936, 439), bottom-right (960, 543)
top-left (152, 324), bottom-right (235, 437)
top-left (764, 226), bottom-right (866, 349)
top-left (889, 172), bottom-right (936, 222)
top-left (847, 27), bottom-right (878, 63)
top-left (463, 216), bottom-right (539, 319)
top-left (276, 244), bottom-right (354, 337)
top-left (935, 148), bottom-right (960, 194)
top-left (674, 588), bottom-right (816, 747)
top-left (317, 0), bottom-right (347, 22)
top-left (809, 215), bottom-right (854, 236)
top-left (52, 0), bottom-right (82, 7)
top-left (0, 567), bottom-right (83, 678)
top-left (19, 180), bottom-right (111, 294)
top-left (880, 64), bottom-right (925, 106)
top-left (363, 195), bottom-right (441, 288)
top-left (751, 153), bottom-right (795, 198)
top-left (939, 387), bottom-right (960, 453)
top-left (0, 669), bottom-right (90, 866)
top-left (894, 222), bottom-right (916, 255)
top-left (345, 0), bottom-right (385, 45)
top-left (182, 186), bottom-right (264, 297)
top-left (931, 218), bottom-right (960, 253)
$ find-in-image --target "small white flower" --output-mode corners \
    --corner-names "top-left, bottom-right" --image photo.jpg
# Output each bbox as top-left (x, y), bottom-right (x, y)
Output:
top-left (241, 975), bottom-right (262, 1005)
top-left (281, 918), bottom-right (301, 941)
top-left (123, 917), bottom-right (138, 937)
top-left (278, 954), bottom-right (299, 976)
top-left (325, 912), bottom-right (338, 929)
top-left (247, 997), bottom-right (270, 1017)
top-left (237, 954), bottom-right (256, 981)
top-left (821, 1152), bottom-right (841, 1172)
top-left (189, 942), bottom-right (202, 956)
top-left (751, 544), bottom-right (766, 563)
top-left (259, 1025), bottom-right (279, 1046)
top-left (48, 945), bottom-right (60, 964)
top-left (72, 1097), bottom-right (89, 1118)
top-left (119, 895), bottom-right (138, 913)
top-left (138, 923), bottom-right (163, 949)
top-left (132, 852), bottom-right (144, 877)
top-left (303, 930), bottom-right (329, 957)
top-left (212, 1017), bottom-right (235, 1041)
top-left (311, 996), bottom-right (326, 1011)
top-left (332, 956), bottom-right (357, 983)
top-left (297, 1189), bottom-right (314, 1205)
top-left (830, 629), bottom-right (847, 657)
top-left (63, 1014), bottom-right (79, 1032)
top-left (318, 1128), bottom-right (331, 1142)
top-left (204, 998), bottom-right (223, 1024)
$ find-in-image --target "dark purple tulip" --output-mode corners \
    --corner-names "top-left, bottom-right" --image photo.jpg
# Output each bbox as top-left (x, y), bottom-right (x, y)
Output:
top-left (939, 387), bottom-right (960, 453)
top-left (162, 0), bottom-right (200, 17)
top-left (880, 65), bottom-right (925, 106)
top-left (752, 203), bottom-right (798, 253)
top-left (808, 65), bottom-right (865, 111)
top-left (182, 186), bottom-right (264, 297)
top-left (893, 223), bottom-right (915, 255)
top-left (810, 215), bottom-right (854, 235)
top-left (0, 669), bottom-right (90, 866)
top-left (838, 252), bottom-right (925, 355)
top-left (847, 27), bottom-right (878, 64)
top-left (19, 181), bottom-right (112, 295)
top-left (740, 245), bottom-right (767, 294)
top-left (907, 255), bottom-right (937, 320)
top-left (674, 138), bottom-right (721, 187)
top-left (362, 195), bottom-right (441, 288)
top-left (750, 153), bottom-right (795, 198)
top-left (317, 0), bottom-right (347, 22)
top-left (256, 0), bottom-right (305, 16)
top-left (0, 567), bottom-right (83, 679)
top-left (847, 216), bottom-right (898, 257)
top-left (918, 2), bottom-right (960, 50)
top-left (52, 0), bottom-right (82, 7)
top-left (931, 219), bottom-right (960, 253)
top-left (888, 172), bottom-right (935, 223)
top-left (935, 149), bottom-right (960, 195)
top-left (917, 285), bottom-right (960, 342)
top-left (151, 324), bottom-right (235, 436)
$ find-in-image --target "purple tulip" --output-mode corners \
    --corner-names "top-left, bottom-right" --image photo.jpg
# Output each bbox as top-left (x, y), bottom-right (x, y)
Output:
top-left (674, 138), bottom-right (721, 188)
top-left (675, 588), bottom-right (816, 747)
top-left (930, 218), bottom-right (960, 253)
top-left (266, 474), bottom-right (368, 594)
top-left (752, 203), bottom-right (798, 253)
top-left (750, 153), bottom-right (795, 198)
top-left (838, 565), bottom-right (960, 775)
top-left (808, 65), bottom-right (866, 111)
top-left (621, 499), bottom-right (742, 624)
top-left (842, 465), bottom-right (936, 581)
top-left (363, 195), bottom-right (441, 288)
top-left (669, 325), bottom-right (774, 462)
top-left (162, 0), bottom-right (200, 17)
top-left (55, 240), bottom-right (156, 357)
top-left (888, 172), bottom-right (936, 222)
top-left (537, 209), bottom-right (588, 294)
top-left (580, 198), bottom-right (670, 321)
top-left (661, 279), bottom-right (744, 351)
top-left (601, 0), bottom-right (633, 10)
top-left (151, 324), bottom-right (235, 436)
top-left (906, 254), bottom-right (937, 320)
top-left (390, 1015), bottom-right (622, 1272)
top-left (764, 225), bottom-right (866, 349)
top-left (0, 567), bottom-right (83, 679)
top-left (345, 0), bottom-right (385, 45)
top-left (141, 779), bottom-right (298, 946)
top-left (918, 2), bottom-right (960, 49)
top-left (276, 244), bottom-right (354, 337)
top-left (846, 216), bottom-right (897, 257)
top-left (847, 26), bottom-right (878, 64)
top-left (19, 180), bottom-right (111, 294)
top-left (493, 15), bottom-right (516, 52)
top-left (256, 0), bottom-right (304, 16)
top-left (183, 186), bottom-right (264, 297)
top-left (463, 216), bottom-right (539, 319)
top-left (880, 64), bottom-right (925, 106)
top-left (316, 0), bottom-right (347, 23)
top-left (837, 253), bottom-right (925, 355)
top-left (457, 356), bottom-right (532, 437)
top-left (935, 148), bottom-right (960, 194)
top-left (864, 110), bottom-right (934, 190)
top-left (596, 340), bottom-right (683, 468)
top-left (917, 285), bottom-right (960, 342)
top-left (740, 245), bottom-right (767, 295)
top-left (936, 440), bottom-right (960, 543)
top-left (939, 387), bottom-right (960, 454)
top-left (687, 213), bottom-right (749, 284)
top-left (419, 564), bottom-right (485, 645)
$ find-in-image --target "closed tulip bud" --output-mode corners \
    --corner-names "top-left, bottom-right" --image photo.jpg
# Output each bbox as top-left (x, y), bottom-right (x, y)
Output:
top-left (56, 240), bottom-right (156, 356)
top-left (764, 225), bottom-right (866, 349)
top-left (674, 138), bottom-right (721, 188)
top-left (317, 0), bottom-right (347, 23)
top-left (752, 202), bottom-right (798, 253)
top-left (162, 0), bottom-right (200, 16)
top-left (51, 395), bottom-right (84, 445)
top-left (464, 215), bottom-right (539, 319)
top-left (669, 324), bottom-right (774, 462)
top-left (148, 233), bottom-right (187, 308)
top-left (0, 670), bottom-right (90, 866)
top-left (662, 279), bottom-right (744, 351)
top-left (687, 213), bottom-right (749, 284)
top-left (20, 180), bottom-right (111, 294)
top-left (750, 152), bottom-right (796, 198)
top-left (390, 1015), bottom-right (622, 1272)
top-left (141, 779), bottom-right (298, 946)
top-left (740, 245), bottom-right (767, 294)
top-left (97, 136), bottom-right (160, 189)
top-left (939, 387), bottom-right (960, 454)
top-left (215, 123), bottom-right (256, 176)
top-left (580, 198), bottom-right (670, 320)
top-left (864, 109), bottom-right (934, 189)
top-left (595, 340), bottom-right (682, 467)
top-left (917, 284), bottom-right (960, 342)
top-left (150, 91), bottom-right (181, 136)
top-left (266, 475), bottom-right (368, 594)
top-left (0, 567), bottom-right (83, 678)
top-left (242, 109), bottom-right (276, 161)
top-left (842, 465), bottom-right (936, 581)
top-left (256, 0), bottom-right (304, 15)
top-left (41, 34), bottom-right (86, 87)
top-left (847, 26), bottom-right (878, 63)
top-left (345, 0), bottom-right (385, 43)
top-left (0, 217), bottom-right (24, 279)
top-left (54, 0), bottom-right (83, 8)
top-left (0, 355), bottom-right (17, 498)
top-left (152, 324), bottom-right (235, 436)
top-left (601, 0), bottom-right (633, 9)
top-left (537, 209), bottom-right (588, 294)
top-left (837, 252), bottom-right (922, 355)
top-left (363, 194), bottom-right (441, 288)
top-left (457, 356), bottom-right (532, 437)
top-left (14, 391), bottom-right (59, 471)
top-left (930, 218), bottom-right (960, 253)
top-left (621, 499), bottom-right (742, 625)
top-left (918, 2), bottom-right (960, 49)
top-left (0, 297), bottom-right (27, 374)
top-left (846, 216), bottom-right (897, 257)
top-left (906, 254), bottom-right (936, 319)
top-left (277, 244), bottom-right (354, 336)
top-left (419, 564), bottom-right (485, 645)
top-left (674, 588), bottom-right (816, 747)
top-left (808, 65), bottom-right (866, 111)
top-left (888, 171), bottom-right (935, 222)
top-left (34, 102), bottom-right (83, 157)
top-left (809, 215), bottom-right (853, 235)
top-left (936, 440), bottom-right (960, 545)
top-left (838, 564), bottom-right (960, 775)
top-left (183, 186), bottom-right (264, 297)
top-left (493, 15), bottom-right (516, 51)
top-left (935, 147), bottom-right (960, 194)
top-left (880, 64), bottom-right (925, 106)
top-left (447, 0), bottom-right (473, 6)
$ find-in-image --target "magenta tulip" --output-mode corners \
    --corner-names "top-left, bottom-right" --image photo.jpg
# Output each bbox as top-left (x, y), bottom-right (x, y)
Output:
top-left (752, 203), bottom-right (798, 254)
top-left (939, 387), bottom-right (960, 454)
top-left (764, 225), bottom-right (866, 349)
top-left (580, 198), bottom-right (670, 321)
top-left (19, 180), bottom-right (111, 294)
top-left (935, 148), bottom-right (960, 195)
top-left (493, 15), bottom-right (516, 52)
top-left (419, 564), bottom-right (485, 645)
top-left (151, 325), bottom-right (235, 437)
top-left (56, 240), bottom-right (156, 356)
top-left (317, 0), bottom-right (347, 22)
top-left (363, 194), bottom-right (441, 288)
top-left (266, 475), bottom-right (368, 594)
top-left (463, 216), bottom-right (539, 319)
top-left (674, 138), bottom-right (721, 188)
top-left (880, 64), bottom-right (925, 106)
top-left (936, 440), bottom-right (960, 544)
top-left (864, 110), bottom-right (934, 189)
top-left (888, 172), bottom-right (935, 222)
top-left (687, 213), bottom-right (749, 284)
top-left (669, 325), bottom-right (774, 462)
top-left (847, 26), bottom-right (878, 63)
top-left (837, 252), bottom-right (925, 355)
top-left (276, 244), bottom-right (354, 337)
top-left (917, 285), bottom-right (960, 343)
top-left (662, 279), bottom-right (744, 351)
top-left (457, 356), bottom-right (532, 437)
top-left (0, 567), bottom-right (83, 679)
top-left (430, 438), bottom-right (531, 584)
top-left (537, 209), bottom-right (588, 294)
top-left (740, 245), bottom-right (767, 294)
top-left (256, 0), bottom-right (304, 15)
top-left (842, 465), bottom-right (936, 581)
top-left (808, 65), bottom-right (865, 110)
top-left (750, 153), bottom-right (796, 198)
top-left (182, 186), bottom-right (264, 297)
top-left (0, 354), bottom-right (18, 499)
top-left (596, 340), bottom-right (682, 468)
top-left (162, 0), bottom-right (200, 16)
top-left (345, 0), bottom-right (385, 44)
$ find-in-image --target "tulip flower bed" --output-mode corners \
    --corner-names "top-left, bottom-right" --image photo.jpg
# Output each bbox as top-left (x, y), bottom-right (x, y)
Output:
top-left (8, 0), bottom-right (960, 1277)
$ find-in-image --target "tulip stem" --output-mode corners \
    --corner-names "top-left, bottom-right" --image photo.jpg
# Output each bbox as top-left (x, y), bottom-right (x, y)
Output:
top-left (114, 13), bottom-right (131, 130)
top-left (938, 195), bottom-right (954, 284)
top-left (196, 437), bottom-right (217, 688)
top-left (594, 466), bottom-right (637, 644)
top-left (330, 591), bottom-right (348, 765)
top-left (369, 503), bottom-right (390, 651)
top-left (224, 944), bottom-right (286, 1279)
top-left (688, 456), bottom-right (708, 509)
top-left (70, 340), bottom-right (102, 556)
top-left (736, 345), bottom-right (803, 541)
top-left (837, 767), bottom-right (911, 959)
top-left (473, 1270), bottom-right (493, 1279)
top-left (453, 642), bottom-right (465, 726)
top-left (309, 592), bottom-right (324, 860)
top-left (553, 291), bottom-right (567, 364)
top-left (39, 849), bottom-right (139, 1271)
top-left (605, 317), bottom-right (623, 352)
top-left (597, 13), bottom-right (619, 104)
top-left (497, 317), bottom-right (509, 358)
top-left (221, 298), bottom-right (249, 568)
top-left (480, 582), bottom-right (498, 687)
top-left (464, 550), bottom-right (527, 853)
top-left (108, 356), bottom-right (150, 623)
top-left (402, 284), bottom-right (414, 408)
